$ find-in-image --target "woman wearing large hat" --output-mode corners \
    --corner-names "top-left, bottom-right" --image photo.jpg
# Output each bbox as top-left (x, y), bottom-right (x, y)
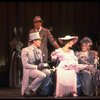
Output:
top-left (51, 35), bottom-right (95, 97)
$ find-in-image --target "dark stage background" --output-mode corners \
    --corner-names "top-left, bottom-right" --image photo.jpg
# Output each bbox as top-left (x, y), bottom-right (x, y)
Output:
top-left (0, 1), bottom-right (100, 87)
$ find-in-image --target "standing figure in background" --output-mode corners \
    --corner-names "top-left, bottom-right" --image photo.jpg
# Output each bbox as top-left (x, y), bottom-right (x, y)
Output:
top-left (9, 27), bottom-right (23, 87)
top-left (29, 16), bottom-right (60, 62)
top-left (75, 37), bottom-right (99, 96)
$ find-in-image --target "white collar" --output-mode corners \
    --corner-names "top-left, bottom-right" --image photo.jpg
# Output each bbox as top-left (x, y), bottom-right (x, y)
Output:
top-left (35, 27), bottom-right (42, 32)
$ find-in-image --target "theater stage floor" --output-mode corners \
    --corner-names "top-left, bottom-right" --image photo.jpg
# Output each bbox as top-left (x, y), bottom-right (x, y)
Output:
top-left (0, 87), bottom-right (100, 99)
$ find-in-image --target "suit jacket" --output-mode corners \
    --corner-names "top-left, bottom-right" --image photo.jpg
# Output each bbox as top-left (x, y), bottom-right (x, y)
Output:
top-left (29, 27), bottom-right (59, 62)
top-left (21, 45), bottom-right (42, 95)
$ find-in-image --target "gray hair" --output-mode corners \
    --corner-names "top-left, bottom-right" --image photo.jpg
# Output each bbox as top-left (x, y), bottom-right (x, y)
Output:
top-left (80, 37), bottom-right (93, 46)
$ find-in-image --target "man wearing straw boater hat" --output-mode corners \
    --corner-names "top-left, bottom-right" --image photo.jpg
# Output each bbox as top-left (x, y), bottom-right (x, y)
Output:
top-left (29, 16), bottom-right (60, 62)
top-left (21, 32), bottom-right (51, 96)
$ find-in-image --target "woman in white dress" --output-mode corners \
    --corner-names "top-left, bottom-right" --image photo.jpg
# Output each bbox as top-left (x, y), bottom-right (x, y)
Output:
top-left (51, 35), bottom-right (92, 97)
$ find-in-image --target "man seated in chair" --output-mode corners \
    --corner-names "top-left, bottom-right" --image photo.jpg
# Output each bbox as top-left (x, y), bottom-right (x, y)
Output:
top-left (21, 32), bottom-right (51, 96)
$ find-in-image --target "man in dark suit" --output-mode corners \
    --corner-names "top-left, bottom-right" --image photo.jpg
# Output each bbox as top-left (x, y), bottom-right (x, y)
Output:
top-left (29, 16), bottom-right (60, 62)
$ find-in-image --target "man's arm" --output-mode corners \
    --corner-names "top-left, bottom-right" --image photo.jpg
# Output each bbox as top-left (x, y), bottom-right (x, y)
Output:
top-left (21, 48), bottom-right (38, 69)
top-left (47, 29), bottom-right (60, 48)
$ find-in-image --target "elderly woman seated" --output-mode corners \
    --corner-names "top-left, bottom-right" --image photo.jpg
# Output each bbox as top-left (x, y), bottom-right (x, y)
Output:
top-left (75, 37), bottom-right (99, 96)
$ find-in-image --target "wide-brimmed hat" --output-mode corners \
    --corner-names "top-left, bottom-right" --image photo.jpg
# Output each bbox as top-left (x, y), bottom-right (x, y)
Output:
top-left (80, 37), bottom-right (93, 46)
top-left (58, 35), bottom-right (78, 44)
top-left (29, 32), bottom-right (41, 42)
top-left (33, 16), bottom-right (44, 23)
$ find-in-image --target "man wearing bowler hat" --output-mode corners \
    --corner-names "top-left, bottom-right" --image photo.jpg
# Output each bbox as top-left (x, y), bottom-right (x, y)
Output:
top-left (29, 16), bottom-right (60, 62)
top-left (21, 32), bottom-right (51, 96)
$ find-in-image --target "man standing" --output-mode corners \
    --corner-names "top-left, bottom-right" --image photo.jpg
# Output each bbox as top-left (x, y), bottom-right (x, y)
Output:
top-left (21, 32), bottom-right (51, 96)
top-left (29, 16), bottom-right (60, 62)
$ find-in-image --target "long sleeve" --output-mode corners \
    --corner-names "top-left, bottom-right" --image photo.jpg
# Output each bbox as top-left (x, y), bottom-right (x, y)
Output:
top-left (51, 50), bottom-right (58, 61)
top-left (21, 48), bottom-right (37, 69)
top-left (47, 29), bottom-right (60, 48)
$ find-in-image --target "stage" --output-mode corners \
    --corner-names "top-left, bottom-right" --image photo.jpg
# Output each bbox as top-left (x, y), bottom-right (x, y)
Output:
top-left (0, 87), bottom-right (100, 99)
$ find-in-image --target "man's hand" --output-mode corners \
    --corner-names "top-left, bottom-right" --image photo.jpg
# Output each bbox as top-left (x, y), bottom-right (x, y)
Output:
top-left (43, 63), bottom-right (49, 67)
top-left (38, 63), bottom-right (44, 70)
top-left (38, 63), bottom-right (49, 70)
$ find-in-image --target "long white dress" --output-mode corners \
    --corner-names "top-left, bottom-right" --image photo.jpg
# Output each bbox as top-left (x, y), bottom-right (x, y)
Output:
top-left (51, 48), bottom-right (89, 97)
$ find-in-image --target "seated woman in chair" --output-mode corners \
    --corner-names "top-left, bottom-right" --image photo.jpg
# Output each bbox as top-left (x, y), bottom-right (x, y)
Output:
top-left (75, 37), bottom-right (99, 96)
top-left (51, 35), bottom-right (93, 97)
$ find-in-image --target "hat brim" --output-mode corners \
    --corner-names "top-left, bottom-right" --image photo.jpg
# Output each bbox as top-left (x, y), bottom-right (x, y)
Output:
top-left (33, 20), bottom-right (44, 23)
top-left (58, 36), bottom-right (78, 44)
top-left (29, 38), bottom-right (41, 42)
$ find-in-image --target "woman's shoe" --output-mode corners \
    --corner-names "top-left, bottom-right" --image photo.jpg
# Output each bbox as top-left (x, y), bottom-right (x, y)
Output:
top-left (73, 93), bottom-right (78, 97)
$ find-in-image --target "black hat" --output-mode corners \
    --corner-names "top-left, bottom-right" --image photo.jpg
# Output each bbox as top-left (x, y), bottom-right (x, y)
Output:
top-left (33, 16), bottom-right (44, 23)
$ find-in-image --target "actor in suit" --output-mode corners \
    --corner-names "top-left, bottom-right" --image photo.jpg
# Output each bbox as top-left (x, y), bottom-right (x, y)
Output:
top-left (29, 16), bottom-right (60, 62)
top-left (21, 32), bottom-right (51, 96)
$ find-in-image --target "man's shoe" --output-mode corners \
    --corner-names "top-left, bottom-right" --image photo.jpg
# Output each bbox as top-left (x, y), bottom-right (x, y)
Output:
top-left (23, 92), bottom-right (30, 97)
top-left (29, 90), bottom-right (36, 96)
top-left (24, 87), bottom-right (31, 97)
top-left (24, 90), bottom-right (36, 97)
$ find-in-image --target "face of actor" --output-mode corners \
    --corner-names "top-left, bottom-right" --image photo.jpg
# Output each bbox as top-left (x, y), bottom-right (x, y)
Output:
top-left (67, 40), bottom-right (75, 48)
top-left (81, 43), bottom-right (90, 52)
top-left (34, 21), bottom-right (42, 30)
top-left (34, 39), bottom-right (41, 48)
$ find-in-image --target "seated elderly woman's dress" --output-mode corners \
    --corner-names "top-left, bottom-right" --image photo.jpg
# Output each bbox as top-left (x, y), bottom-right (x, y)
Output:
top-left (51, 48), bottom-right (90, 97)
top-left (75, 50), bottom-right (99, 96)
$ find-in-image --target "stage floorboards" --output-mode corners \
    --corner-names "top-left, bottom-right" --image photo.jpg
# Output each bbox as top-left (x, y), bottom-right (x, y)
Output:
top-left (0, 87), bottom-right (100, 99)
